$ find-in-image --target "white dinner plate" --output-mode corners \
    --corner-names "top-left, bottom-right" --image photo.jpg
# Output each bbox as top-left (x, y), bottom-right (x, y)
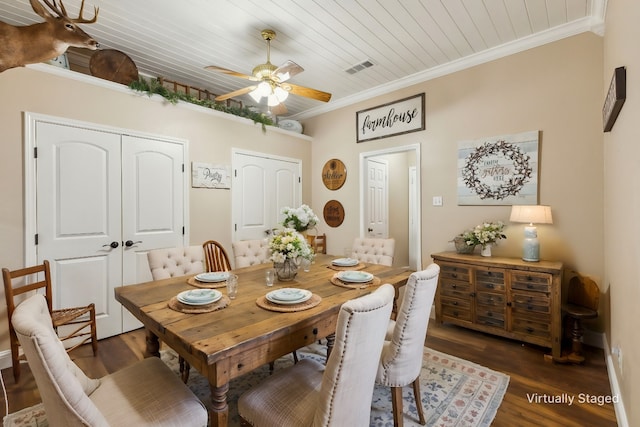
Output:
top-left (332, 258), bottom-right (359, 267)
top-left (177, 289), bottom-right (222, 305)
top-left (266, 289), bottom-right (312, 305)
top-left (268, 288), bottom-right (306, 301)
top-left (195, 272), bottom-right (229, 283)
top-left (337, 271), bottom-right (374, 283)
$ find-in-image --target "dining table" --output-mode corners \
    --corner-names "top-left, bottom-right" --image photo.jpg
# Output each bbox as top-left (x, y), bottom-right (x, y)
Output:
top-left (114, 254), bottom-right (413, 427)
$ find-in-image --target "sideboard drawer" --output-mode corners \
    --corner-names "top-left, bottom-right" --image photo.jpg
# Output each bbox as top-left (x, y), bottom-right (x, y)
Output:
top-left (511, 291), bottom-right (551, 315)
top-left (440, 279), bottom-right (472, 299)
top-left (475, 269), bottom-right (506, 292)
top-left (511, 272), bottom-right (552, 293)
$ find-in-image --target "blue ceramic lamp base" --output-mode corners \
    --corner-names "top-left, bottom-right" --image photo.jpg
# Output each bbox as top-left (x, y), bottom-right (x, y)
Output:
top-left (522, 226), bottom-right (540, 262)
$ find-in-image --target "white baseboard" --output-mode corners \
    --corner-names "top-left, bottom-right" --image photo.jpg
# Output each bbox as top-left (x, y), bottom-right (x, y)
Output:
top-left (602, 334), bottom-right (629, 427)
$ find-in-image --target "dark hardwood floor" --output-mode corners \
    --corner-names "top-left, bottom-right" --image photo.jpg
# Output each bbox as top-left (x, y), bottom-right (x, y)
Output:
top-left (1, 321), bottom-right (618, 426)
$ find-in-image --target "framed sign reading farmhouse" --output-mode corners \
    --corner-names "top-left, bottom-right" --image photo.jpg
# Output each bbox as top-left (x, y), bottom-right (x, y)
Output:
top-left (356, 93), bottom-right (425, 143)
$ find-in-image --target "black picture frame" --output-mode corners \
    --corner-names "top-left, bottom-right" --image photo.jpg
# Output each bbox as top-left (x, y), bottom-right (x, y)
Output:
top-left (603, 66), bottom-right (626, 132)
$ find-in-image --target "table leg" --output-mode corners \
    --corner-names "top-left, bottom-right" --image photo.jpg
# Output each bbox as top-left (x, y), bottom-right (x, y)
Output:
top-left (144, 329), bottom-right (160, 358)
top-left (325, 333), bottom-right (335, 361)
top-left (209, 382), bottom-right (230, 427)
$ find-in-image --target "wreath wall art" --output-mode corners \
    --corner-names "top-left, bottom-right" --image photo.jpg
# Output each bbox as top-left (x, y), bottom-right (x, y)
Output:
top-left (457, 131), bottom-right (539, 205)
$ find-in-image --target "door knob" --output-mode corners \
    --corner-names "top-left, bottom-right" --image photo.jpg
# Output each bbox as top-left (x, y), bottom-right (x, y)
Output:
top-left (125, 240), bottom-right (142, 247)
top-left (102, 241), bottom-right (119, 249)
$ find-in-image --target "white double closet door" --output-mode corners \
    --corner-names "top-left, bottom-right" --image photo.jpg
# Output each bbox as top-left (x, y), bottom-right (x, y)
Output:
top-left (28, 114), bottom-right (187, 339)
top-left (232, 150), bottom-right (301, 241)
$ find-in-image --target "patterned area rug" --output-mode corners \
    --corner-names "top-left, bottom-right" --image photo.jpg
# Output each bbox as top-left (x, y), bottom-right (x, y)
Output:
top-left (3, 343), bottom-right (508, 427)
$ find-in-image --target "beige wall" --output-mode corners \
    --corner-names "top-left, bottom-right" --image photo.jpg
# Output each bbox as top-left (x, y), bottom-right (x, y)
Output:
top-left (306, 33), bottom-right (604, 289)
top-left (603, 0), bottom-right (639, 424)
top-left (0, 66), bottom-right (311, 351)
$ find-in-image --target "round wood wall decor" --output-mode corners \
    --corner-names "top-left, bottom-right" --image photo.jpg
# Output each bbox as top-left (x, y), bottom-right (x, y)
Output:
top-left (322, 159), bottom-right (347, 190)
top-left (323, 200), bottom-right (345, 227)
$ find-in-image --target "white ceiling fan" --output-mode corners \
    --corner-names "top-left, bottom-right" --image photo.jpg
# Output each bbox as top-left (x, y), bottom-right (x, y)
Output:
top-left (206, 29), bottom-right (331, 116)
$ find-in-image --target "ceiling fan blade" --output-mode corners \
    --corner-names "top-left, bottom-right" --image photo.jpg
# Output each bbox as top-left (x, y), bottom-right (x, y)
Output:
top-left (270, 102), bottom-right (288, 116)
top-left (215, 85), bottom-right (257, 101)
top-left (205, 65), bottom-right (257, 80)
top-left (283, 83), bottom-right (332, 103)
top-left (273, 60), bottom-right (304, 82)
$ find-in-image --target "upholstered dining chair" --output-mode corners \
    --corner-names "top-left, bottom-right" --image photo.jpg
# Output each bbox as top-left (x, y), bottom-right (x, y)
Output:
top-left (147, 245), bottom-right (205, 382)
top-left (2, 260), bottom-right (97, 383)
top-left (376, 264), bottom-right (440, 427)
top-left (147, 245), bottom-right (205, 279)
top-left (351, 237), bottom-right (396, 266)
top-left (12, 294), bottom-right (208, 426)
top-left (232, 239), bottom-right (271, 268)
top-left (202, 240), bottom-right (233, 272)
top-left (238, 283), bottom-right (395, 427)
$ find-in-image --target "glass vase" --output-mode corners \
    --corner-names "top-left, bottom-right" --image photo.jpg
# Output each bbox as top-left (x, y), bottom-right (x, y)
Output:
top-left (274, 258), bottom-right (298, 281)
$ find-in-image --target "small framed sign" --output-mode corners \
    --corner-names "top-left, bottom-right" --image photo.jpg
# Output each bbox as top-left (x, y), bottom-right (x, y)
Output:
top-left (322, 159), bottom-right (347, 190)
top-left (356, 93), bottom-right (425, 143)
top-left (603, 66), bottom-right (626, 132)
top-left (323, 200), bottom-right (345, 227)
top-left (191, 162), bottom-right (231, 189)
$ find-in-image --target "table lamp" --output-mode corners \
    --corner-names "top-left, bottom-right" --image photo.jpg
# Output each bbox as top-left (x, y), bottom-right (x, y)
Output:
top-left (509, 205), bottom-right (553, 262)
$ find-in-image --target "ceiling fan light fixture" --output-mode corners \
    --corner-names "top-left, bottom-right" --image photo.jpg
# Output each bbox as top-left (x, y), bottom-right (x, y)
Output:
top-left (250, 81), bottom-right (272, 101)
top-left (274, 86), bottom-right (289, 102)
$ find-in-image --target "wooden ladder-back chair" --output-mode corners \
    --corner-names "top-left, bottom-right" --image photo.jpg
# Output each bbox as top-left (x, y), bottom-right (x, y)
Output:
top-left (203, 240), bottom-right (232, 272)
top-left (305, 232), bottom-right (327, 254)
top-left (562, 275), bottom-right (600, 364)
top-left (2, 260), bottom-right (97, 382)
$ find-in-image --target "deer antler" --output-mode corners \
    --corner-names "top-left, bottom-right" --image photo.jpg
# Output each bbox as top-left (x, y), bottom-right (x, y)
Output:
top-left (40, 0), bottom-right (99, 23)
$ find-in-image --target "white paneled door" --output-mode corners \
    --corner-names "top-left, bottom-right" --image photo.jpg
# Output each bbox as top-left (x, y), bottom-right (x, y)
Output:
top-left (232, 150), bottom-right (301, 241)
top-left (365, 158), bottom-right (389, 238)
top-left (33, 118), bottom-right (186, 338)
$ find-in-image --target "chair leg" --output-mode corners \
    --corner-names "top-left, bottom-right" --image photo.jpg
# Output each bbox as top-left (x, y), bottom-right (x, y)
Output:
top-left (293, 351), bottom-right (299, 364)
top-left (10, 339), bottom-right (20, 383)
top-left (412, 378), bottom-right (426, 425)
top-left (89, 304), bottom-right (98, 355)
top-left (391, 386), bottom-right (404, 427)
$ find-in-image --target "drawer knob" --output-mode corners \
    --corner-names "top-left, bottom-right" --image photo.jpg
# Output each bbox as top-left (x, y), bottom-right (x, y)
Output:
top-left (526, 327), bottom-right (534, 333)
top-left (452, 273), bottom-right (458, 278)
top-left (452, 301), bottom-right (458, 306)
top-left (487, 283), bottom-right (494, 289)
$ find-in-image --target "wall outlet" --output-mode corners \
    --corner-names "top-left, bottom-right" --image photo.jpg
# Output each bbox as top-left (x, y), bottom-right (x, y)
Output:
top-left (612, 345), bottom-right (623, 373)
top-left (432, 196), bottom-right (443, 206)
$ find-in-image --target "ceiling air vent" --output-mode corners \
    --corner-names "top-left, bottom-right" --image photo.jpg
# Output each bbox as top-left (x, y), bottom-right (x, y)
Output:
top-left (345, 60), bottom-right (374, 75)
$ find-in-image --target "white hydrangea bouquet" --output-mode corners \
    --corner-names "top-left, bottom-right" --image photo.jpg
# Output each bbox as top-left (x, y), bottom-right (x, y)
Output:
top-left (281, 204), bottom-right (319, 232)
top-left (470, 221), bottom-right (507, 247)
top-left (268, 228), bottom-right (313, 263)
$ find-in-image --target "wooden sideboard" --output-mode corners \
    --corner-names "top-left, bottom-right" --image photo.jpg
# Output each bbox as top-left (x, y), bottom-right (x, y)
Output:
top-left (431, 252), bottom-right (563, 358)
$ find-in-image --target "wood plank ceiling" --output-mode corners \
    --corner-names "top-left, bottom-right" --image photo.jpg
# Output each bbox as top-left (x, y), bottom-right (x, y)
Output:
top-left (0, 0), bottom-right (605, 119)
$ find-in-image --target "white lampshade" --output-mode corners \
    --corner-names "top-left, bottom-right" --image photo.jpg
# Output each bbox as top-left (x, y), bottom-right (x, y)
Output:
top-left (510, 205), bottom-right (553, 262)
top-left (509, 205), bottom-right (553, 225)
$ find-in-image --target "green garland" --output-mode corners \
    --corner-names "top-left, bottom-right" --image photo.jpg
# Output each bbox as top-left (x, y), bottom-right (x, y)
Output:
top-left (128, 77), bottom-right (274, 131)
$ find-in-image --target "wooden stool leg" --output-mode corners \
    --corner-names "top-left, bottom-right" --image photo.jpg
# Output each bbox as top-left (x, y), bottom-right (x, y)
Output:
top-left (412, 378), bottom-right (426, 425)
top-left (567, 317), bottom-right (586, 364)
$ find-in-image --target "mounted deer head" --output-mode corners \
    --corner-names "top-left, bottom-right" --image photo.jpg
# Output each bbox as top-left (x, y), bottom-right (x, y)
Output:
top-left (0, 0), bottom-right (99, 72)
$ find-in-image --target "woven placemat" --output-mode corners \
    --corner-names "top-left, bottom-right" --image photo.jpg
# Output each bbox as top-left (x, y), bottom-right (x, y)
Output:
top-left (187, 276), bottom-right (227, 289)
top-left (256, 294), bottom-right (322, 312)
top-left (330, 273), bottom-right (381, 289)
top-left (327, 262), bottom-right (366, 271)
top-left (168, 295), bottom-right (230, 313)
